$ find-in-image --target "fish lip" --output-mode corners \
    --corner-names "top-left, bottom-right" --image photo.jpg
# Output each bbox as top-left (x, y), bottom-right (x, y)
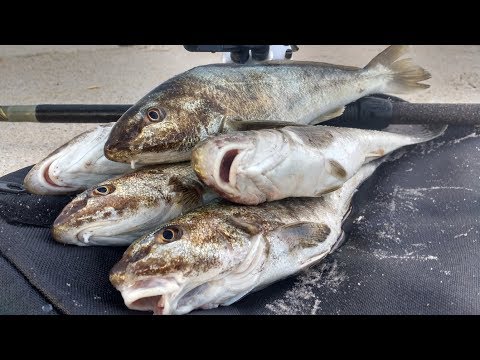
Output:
top-left (51, 224), bottom-right (79, 246)
top-left (53, 201), bottom-right (118, 246)
top-left (41, 159), bottom-right (72, 189)
top-left (59, 205), bottom-right (170, 247)
top-left (71, 224), bottom-right (105, 246)
top-left (74, 222), bottom-right (119, 246)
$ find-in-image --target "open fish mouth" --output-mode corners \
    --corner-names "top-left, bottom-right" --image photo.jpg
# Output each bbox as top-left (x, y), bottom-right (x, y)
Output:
top-left (211, 144), bottom-right (272, 204)
top-left (130, 295), bottom-right (166, 315)
top-left (219, 149), bottom-right (240, 184)
top-left (119, 278), bottom-right (183, 315)
top-left (43, 161), bottom-right (62, 187)
top-left (39, 158), bottom-right (73, 189)
top-left (213, 145), bottom-right (249, 193)
top-left (118, 276), bottom-right (222, 315)
top-left (24, 156), bottom-right (75, 194)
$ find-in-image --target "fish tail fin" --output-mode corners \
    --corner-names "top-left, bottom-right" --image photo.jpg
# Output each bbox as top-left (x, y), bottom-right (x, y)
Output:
top-left (384, 123), bottom-right (448, 144)
top-left (365, 45), bottom-right (431, 94)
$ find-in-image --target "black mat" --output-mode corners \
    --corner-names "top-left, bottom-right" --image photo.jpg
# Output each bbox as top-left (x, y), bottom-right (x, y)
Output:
top-left (0, 253), bottom-right (58, 315)
top-left (1, 124), bottom-right (479, 315)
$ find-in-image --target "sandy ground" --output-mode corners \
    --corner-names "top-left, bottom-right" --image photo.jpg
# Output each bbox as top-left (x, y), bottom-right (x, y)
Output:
top-left (1, 45), bottom-right (480, 176)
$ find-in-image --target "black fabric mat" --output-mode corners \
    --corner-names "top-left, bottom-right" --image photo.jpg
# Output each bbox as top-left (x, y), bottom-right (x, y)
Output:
top-left (0, 167), bottom-right (137, 314)
top-left (1, 124), bottom-right (479, 315)
top-left (0, 174), bottom-right (75, 228)
top-left (0, 253), bottom-right (58, 315)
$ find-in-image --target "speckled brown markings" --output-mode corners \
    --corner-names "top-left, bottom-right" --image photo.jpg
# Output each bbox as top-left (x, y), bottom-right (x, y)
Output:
top-left (105, 53), bottom-right (406, 163)
top-left (52, 162), bottom-right (214, 245)
top-left (106, 47), bottom-right (432, 165)
top-left (53, 195), bottom-right (88, 226)
top-left (110, 163), bottom-right (390, 314)
top-left (307, 223), bottom-right (331, 243)
top-left (109, 195), bottom-right (338, 290)
top-left (286, 126), bottom-right (334, 148)
top-left (135, 250), bottom-right (221, 278)
top-left (279, 222), bottom-right (331, 251)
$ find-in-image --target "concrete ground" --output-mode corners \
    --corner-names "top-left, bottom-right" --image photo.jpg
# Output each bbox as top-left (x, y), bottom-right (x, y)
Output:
top-left (1, 45), bottom-right (479, 176)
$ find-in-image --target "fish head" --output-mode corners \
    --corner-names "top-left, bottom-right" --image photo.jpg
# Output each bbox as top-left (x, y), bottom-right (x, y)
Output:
top-left (192, 129), bottom-right (308, 204)
top-left (52, 165), bottom-right (203, 246)
top-left (104, 80), bottom-right (223, 165)
top-left (24, 140), bottom-right (80, 195)
top-left (110, 205), bottom-right (270, 315)
top-left (24, 124), bottom-right (130, 195)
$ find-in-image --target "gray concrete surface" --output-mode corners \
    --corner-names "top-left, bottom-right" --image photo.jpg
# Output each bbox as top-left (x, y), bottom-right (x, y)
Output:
top-left (1, 45), bottom-right (480, 176)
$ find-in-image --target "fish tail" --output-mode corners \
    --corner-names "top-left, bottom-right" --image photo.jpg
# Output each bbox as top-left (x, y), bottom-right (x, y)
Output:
top-left (365, 45), bottom-right (431, 93)
top-left (384, 123), bottom-right (448, 144)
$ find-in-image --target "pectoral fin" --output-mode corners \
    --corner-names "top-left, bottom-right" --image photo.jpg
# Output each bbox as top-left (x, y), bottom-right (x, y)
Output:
top-left (327, 159), bottom-right (348, 179)
top-left (275, 222), bottom-right (331, 251)
top-left (311, 106), bottom-right (345, 124)
top-left (227, 216), bottom-right (263, 236)
top-left (221, 117), bottom-right (304, 133)
top-left (365, 148), bottom-right (386, 162)
top-left (168, 176), bottom-right (203, 208)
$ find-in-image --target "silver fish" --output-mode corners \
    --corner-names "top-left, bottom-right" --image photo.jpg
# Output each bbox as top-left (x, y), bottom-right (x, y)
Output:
top-left (52, 163), bottom-right (217, 246)
top-left (24, 123), bottom-right (134, 195)
top-left (192, 124), bottom-right (447, 204)
top-left (110, 161), bottom-right (381, 315)
top-left (104, 45), bottom-right (430, 165)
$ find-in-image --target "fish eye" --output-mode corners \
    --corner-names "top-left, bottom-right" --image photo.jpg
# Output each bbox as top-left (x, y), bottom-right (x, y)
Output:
top-left (146, 107), bottom-right (166, 122)
top-left (93, 184), bottom-right (115, 196)
top-left (156, 226), bottom-right (183, 243)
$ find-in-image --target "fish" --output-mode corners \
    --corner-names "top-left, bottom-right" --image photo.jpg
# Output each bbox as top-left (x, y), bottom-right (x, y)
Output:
top-left (191, 123), bottom-right (447, 205)
top-left (104, 45), bottom-right (431, 165)
top-left (109, 160), bottom-right (381, 315)
top-left (24, 123), bottom-right (135, 195)
top-left (52, 162), bottom-right (218, 246)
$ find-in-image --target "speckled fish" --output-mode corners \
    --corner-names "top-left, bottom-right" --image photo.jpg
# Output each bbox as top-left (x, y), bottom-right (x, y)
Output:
top-left (24, 123), bottom-right (135, 195)
top-left (104, 45), bottom-right (431, 165)
top-left (192, 124), bottom-right (447, 205)
top-left (110, 160), bottom-right (381, 315)
top-left (52, 163), bottom-right (218, 246)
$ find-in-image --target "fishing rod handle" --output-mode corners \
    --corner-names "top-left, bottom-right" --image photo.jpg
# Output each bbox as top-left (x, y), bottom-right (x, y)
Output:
top-left (391, 102), bottom-right (480, 126)
top-left (0, 104), bottom-right (132, 123)
top-left (328, 97), bottom-right (480, 129)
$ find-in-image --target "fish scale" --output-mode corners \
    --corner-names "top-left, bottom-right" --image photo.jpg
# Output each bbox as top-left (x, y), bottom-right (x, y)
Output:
top-left (110, 161), bottom-right (382, 315)
top-left (104, 45), bottom-right (432, 165)
top-left (192, 124), bottom-right (447, 205)
top-left (52, 163), bottom-right (218, 246)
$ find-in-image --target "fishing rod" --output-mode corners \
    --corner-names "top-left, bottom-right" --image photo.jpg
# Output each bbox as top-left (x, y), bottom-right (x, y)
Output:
top-left (2, 45), bottom-right (480, 127)
top-left (0, 104), bottom-right (131, 123)
top-left (0, 46), bottom-right (297, 124)
top-left (2, 97), bottom-right (480, 128)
